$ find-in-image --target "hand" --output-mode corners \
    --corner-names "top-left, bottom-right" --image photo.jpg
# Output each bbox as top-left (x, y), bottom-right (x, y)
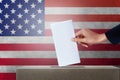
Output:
top-left (72, 29), bottom-right (107, 47)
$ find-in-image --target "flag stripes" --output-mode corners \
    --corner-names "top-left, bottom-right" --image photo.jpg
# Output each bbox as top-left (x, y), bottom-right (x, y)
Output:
top-left (45, 29), bottom-right (108, 36)
top-left (0, 58), bottom-right (120, 65)
top-left (0, 51), bottom-right (120, 58)
top-left (45, 0), bottom-right (120, 7)
top-left (45, 15), bottom-right (120, 22)
top-left (0, 73), bottom-right (15, 80)
top-left (45, 22), bottom-right (119, 29)
top-left (45, 7), bottom-right (120, 14)
top-left (0, 44), bottom-right (120, 51)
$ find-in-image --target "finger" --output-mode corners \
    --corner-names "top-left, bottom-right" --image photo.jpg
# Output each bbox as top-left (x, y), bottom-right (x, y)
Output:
top-left (81, 42), bottom-right (89, 47)
top-left (75, 30), bottom-right (83, 37)
top-left (81, 44), bottom-right (88, 47)
top-left (72, 38), bottom-right (85, 43)
top-left (72, 38), bottom-right (88, 47)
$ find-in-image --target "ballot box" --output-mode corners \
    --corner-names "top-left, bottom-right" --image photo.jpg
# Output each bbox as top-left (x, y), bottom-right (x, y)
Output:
top-left (16, 66), bottom-right (120, 80)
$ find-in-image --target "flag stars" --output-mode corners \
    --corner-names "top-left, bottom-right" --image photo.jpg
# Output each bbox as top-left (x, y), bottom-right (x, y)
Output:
top-left (11, 19), bottom-right (16, 24)
top-left (11, 0), bottom-right (16, 3)
top-left (37, 29), bottom-right (42, 34)
top-left (31, 13), bottom-right (36, 19)
top-left (17, 13), bottom-right (23, 19)
top-left (11, 29), bottom-right (16, 34)
top-left (24, 8), bottom-right (29, 14)
top-left (17, 24), bottom-right (23, 29)
top-left (38, 0), bottom-right (42, 3)
top-left (4, 13), bottom-right (9, 19)
top-left (24, 18), bottom-right (29, 24)
top-left (24, 29), bottom-right (29, 34)
top-left (0, 8), bottom-right (3, 14)
top-left (0, 18), bottom-right (3, 24)
top-left (0, 0), bottom-right (44, 36)
top-left (31, 3), bottom-right (36, 8)
top-left (37, 9), bottom-right (42, 14)
top-left (0, 0), bottom-right (3, 3)
top-left (11, 8), bottom-right (16, 14)
top-left (4, 24), bottom-right (9, 29)
top-left (37, 19), bottom-right (42, 24)
top-left (24, 0), bottom-right (29, 3)
top-left (4, 3), bottom-right (9, 9)
top-left (17, 3), bottom-right (23, 9)
top-left (31, 24), bottom-right (36, 29)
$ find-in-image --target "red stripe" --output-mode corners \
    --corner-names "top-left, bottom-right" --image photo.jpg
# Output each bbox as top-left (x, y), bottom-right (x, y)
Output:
top-left (45, 0), bottom-right (120, 7)
top-left (45, 15), bottom-right (120, 22)
top-left (45, 29), bottom-right (108, 36)
top-left (0, 44), bottom-right (54, 51)
top-left (0, 73), bottom-right (15, 80)
top-left (0, 58), bottom-right (120, 65)
top-left (0, 44), bottom-right (120, 51)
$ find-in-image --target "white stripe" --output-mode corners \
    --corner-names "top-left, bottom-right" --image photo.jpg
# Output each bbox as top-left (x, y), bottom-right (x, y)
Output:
top-left (0, 66), bottom-right (18, 73)
top-left (45, 7), bottom-right (120, 14)
top-left (45, 22), bottom-right (119, 29)
top-left (0, 37), bottom-right (54, 43)
top-left (0, 51), bottom-right (120, 58)
top-left (0, 37), bottom-right (111, 44)
top-left (0, 66), bottom-right (55, 73)
top-left (0, 37), bottom-right (110, 43)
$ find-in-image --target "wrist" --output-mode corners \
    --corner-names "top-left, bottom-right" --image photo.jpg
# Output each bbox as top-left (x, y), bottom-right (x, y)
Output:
top-left (97, 33), bottom-right (107, 43)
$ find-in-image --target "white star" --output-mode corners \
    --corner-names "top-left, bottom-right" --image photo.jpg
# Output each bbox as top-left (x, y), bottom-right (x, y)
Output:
top-left (11, 8), bottom-right (16, 14)
top-left (4, 3), bottom-right (9, 8)
top-left (37, 8), bottom-right (42, 14)
top-left (4, 24), bottom-right (9, 29)
top-left (31, 3), bottom-right (36, 8)
top-left (11, 19), bottom-right (16, 24)
top-left (24, 29), bottom-right (29, 34)
top-left (37, 19), bottom-right (42, 24)
top-left (0, 29), bottom-right (3, 34)
top-left (24, 8), bottom-right (29, 14)
top-left (37, 29), bottom-right (42, 34)
top-left (24, 0), bottom-right (29, 3)
top-left (38, 0), bottom-right (42, 3)
top-left (0, 18), bottom-right (3, 24)
top-left (24, 19), bottom-right (29, 24)
top-left (17, 24), bottom-right (23, 29)
top-left (31, 24), bottom-right (36, 29)
top-left (4, 13), bottom-right (9, 19)
top-left (31, 13), bottom-right (36, 19)
top-left (11, 0), bottom-right (16, 3)
top-left (17, 3), bottom-right (22, 9)
top-left (17, 13), bottom-right (23, 19)
top-left (11, 29), bottom-right (16, 34)
top-left (0, 0), bottom-right (3, 3)
top-left (0, 8), bottom-right (3, 14)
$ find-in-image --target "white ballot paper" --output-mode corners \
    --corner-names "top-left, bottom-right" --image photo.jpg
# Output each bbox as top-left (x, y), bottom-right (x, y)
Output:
top-left (51, 20), bottom-right (80, 66)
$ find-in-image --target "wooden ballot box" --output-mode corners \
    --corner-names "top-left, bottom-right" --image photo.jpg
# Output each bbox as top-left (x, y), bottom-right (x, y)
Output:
top-left (16, 66), bottom-right (120, 80)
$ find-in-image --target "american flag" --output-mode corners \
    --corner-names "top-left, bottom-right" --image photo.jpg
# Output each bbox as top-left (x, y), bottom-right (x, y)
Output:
top-left (0, 0), bottom-right (120, 80)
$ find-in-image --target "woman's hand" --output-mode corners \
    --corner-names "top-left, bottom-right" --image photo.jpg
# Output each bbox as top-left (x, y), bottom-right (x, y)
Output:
top-left (72, 29), bottom-right (107, 47)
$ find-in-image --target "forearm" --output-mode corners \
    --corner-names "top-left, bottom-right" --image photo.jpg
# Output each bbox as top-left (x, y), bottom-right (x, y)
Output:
top-left (97, 33), bottom-right (108, 43)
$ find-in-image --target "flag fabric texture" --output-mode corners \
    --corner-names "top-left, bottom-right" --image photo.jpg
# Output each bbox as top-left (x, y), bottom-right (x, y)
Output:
top-left (0, 0), bottom-right (120, 80)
